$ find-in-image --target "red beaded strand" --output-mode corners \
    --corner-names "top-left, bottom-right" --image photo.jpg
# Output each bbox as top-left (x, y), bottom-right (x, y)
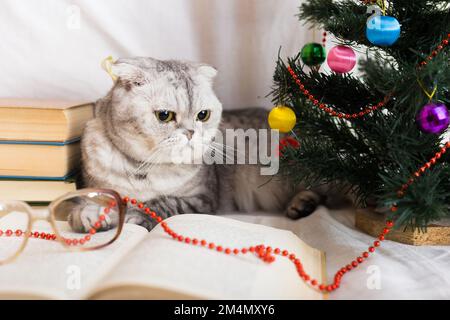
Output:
top-left (322, 32), bottom-right (327, 47)
top-left (118, 142), bottom-right (449, 293)
top-left (0, 229), bottom-right (57, 241)
top-left (418, 33), bottom-right (450, 68)
top-left (1, 15), bottom-right (448, 294)
top-left (0, 142), bottom-right (448, 292)
top-left (117, 196), bottom-right (394, 293)
top-left (396, 141), bottom-right (450, 200)
top-left (288, 32), bottom-right (449, 119)
top-left (287, 65), bottom-right (390, 119)
top-left (0, 201), bottom-right (117, 246)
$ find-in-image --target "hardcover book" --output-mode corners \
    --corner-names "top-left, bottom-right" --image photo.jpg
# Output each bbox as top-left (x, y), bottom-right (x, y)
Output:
top-left (0, 176), bottom-right (77, 202)
top-left (0, 214), bottom-right (326, 300)
top-left (0, 139), bottom-right (80, 178)
top-left (0, 98), bottom-right (94, 142)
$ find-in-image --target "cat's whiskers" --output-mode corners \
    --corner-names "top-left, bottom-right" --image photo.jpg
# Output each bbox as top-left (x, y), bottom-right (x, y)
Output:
top-left (124, 153), bottom-right (160, 190)
top-left (132, 146), bottom-right (165, 174)
top-left (210, 141), bottom-right (249, 161)
top-left (210, 141), bottom-right (244, 157)
top-left (134, 153), bottom-right (163, 174)
top-left (129, 138), bottom-right (190, 183)
top-left (204, 143), bottom-right (235, 163)
top-left (211, 141), bottom-right (237, 151)
top-left (133, 137), bottom-right (180, 172)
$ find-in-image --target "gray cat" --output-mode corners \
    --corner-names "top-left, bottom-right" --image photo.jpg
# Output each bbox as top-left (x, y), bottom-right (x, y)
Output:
top-left (69, 57), bottom-right (325, 232)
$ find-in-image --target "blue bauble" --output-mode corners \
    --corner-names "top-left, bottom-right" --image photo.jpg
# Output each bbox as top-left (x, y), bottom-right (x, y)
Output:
top-left (366, 16), bottom-right (400, 46)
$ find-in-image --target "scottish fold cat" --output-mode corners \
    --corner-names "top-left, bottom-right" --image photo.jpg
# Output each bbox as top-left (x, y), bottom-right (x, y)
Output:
top-left (69, 57), bottom-right (326, 232)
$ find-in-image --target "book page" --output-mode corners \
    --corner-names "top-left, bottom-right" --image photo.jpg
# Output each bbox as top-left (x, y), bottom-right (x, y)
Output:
top-left (0, 213), bottom-right (147, 299)
top-left (91, 214), bottom-right (325, 300)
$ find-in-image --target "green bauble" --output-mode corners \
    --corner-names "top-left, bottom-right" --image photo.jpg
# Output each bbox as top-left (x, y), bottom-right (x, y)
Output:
top-left (300, 43), bottom-right (326, 66)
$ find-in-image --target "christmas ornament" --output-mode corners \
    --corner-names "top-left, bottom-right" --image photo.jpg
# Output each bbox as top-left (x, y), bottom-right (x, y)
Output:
top-left (366, 15), bottom-right (401, 46)
top-left (416, 102), bottom-right (450, 134)
top-left (279, 136), bottom-right (300, 156)
top-left (300, 42), bottom-right (326, 66)
top-left (327, 45), bottom-right (356, 73)
top-left (280, 136), bottom-right (300, 149)
top-left (268, 105), bottom-right (297, 133)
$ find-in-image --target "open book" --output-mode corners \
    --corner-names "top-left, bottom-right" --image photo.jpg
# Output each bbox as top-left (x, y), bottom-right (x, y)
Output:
top-left (0, 214), bottom-right (326, 299)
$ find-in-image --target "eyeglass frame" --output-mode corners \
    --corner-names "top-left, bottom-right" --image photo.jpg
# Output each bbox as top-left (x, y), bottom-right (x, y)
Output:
top-left (0, 188), bottom-right (126, 265)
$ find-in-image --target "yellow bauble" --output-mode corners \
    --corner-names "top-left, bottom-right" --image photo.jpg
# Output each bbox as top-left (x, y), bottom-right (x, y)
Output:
top-left (268, 105), bottom-right (297, 133)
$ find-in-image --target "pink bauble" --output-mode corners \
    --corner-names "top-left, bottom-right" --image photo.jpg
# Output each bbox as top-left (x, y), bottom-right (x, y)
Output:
top-left (327, 45), bottom-right (357, 73)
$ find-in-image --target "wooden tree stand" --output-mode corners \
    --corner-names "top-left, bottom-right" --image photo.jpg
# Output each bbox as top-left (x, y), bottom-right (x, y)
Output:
top-left (355, 209), bottom-right (450, 246)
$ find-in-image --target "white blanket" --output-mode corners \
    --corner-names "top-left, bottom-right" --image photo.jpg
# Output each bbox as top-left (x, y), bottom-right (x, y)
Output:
top-left (224, 207), bottom-right (450, 300)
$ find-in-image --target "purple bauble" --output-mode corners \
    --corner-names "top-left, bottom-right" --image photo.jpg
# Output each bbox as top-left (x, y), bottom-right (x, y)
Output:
top-left (416, 102), bottom-right (450, 134)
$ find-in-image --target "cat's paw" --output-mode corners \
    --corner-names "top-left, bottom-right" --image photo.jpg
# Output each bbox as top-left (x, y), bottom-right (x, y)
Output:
top-left (125, 210), bottom-right (155, 231)
top-left (286, 190), bottom-right (321, 220)
top-left (68, 200), bottom-right (118, 233)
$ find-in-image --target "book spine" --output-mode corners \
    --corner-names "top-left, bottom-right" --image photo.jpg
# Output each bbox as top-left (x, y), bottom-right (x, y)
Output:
top-left (0, 171), bottom-right (77, 181)
top-left (0, 137), bottom-right (81, 146)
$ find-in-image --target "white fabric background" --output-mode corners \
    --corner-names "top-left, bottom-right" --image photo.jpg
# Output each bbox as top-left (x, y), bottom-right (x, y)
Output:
top-left (0, 0), bottom-right (319, 109)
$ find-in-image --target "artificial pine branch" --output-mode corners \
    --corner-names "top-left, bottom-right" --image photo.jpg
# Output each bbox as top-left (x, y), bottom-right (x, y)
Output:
top-left (273, 0), bottom-right (450, 229)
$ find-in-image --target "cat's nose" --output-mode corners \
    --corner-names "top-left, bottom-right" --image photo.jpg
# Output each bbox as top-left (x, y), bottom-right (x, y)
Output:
top-left (184, 129), bottom-right (194, 140)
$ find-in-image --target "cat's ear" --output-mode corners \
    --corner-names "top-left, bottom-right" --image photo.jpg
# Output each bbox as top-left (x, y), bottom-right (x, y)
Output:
top-left (111, 59), bottom-right (145, 83)
top-left (197, 64), bottom-right (218, 80)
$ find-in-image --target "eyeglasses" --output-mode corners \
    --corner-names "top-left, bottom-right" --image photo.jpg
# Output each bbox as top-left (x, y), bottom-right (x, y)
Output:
top-left (0, 189), bottom-right (126, 265)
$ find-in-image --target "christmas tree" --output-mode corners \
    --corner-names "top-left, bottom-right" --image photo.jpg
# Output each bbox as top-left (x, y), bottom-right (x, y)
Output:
top-left (271, 0), bottom-right (450, 229)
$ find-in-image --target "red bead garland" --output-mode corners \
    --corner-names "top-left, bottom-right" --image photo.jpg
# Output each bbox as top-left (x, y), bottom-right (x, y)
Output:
top-left (288, 32), bottom-right (449, 120)
top-left (3, 90), bottom-right (450, 294)
top-left (0, 229), bottom-right (57, 241)
top-left (287, 65), bottom-right (391, 119)
top-left (418, 33), bottom-right (450, 68)
top-left (117, 141), bottom-right (444, 293)
top-left (2, 31), bottom-right (449, 292)
top-left (0, 202), bottom-right (117, 247)
top-left (1, 141), bottom-right (448, 293)
top-left (322, 32), bottom-right (327, 47)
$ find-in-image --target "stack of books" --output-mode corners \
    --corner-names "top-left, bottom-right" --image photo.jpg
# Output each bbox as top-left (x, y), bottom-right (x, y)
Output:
top-left (0, 99), bottom-right (94, 203)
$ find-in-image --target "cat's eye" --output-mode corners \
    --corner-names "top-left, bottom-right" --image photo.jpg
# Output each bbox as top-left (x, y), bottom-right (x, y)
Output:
top-left (197, 110), bottom-right (211, 122)
top-left (155, 110), bottom-right (176, 123)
